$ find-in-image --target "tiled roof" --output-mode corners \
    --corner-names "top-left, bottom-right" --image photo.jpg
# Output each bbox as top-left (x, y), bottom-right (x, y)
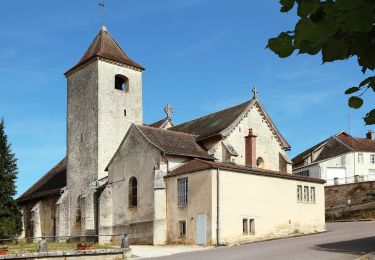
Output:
top-left (292, 132), bottom-right (375, 166)
top-left (314, 137), bottom-right (352, 162)
top-left (171, 101), bottom-right (252, 141)
top-left (170, 99), bottom-right (291, 150)
top-left (292, 138), bottom-right (330, 166)
top-left (18, 158), bottom-right (67, 204)
top-left (166, 159), bottom-right (325, 184)
top-left (65, 26), bottom-right (144, 75)
top-left (336, 133), bottom-right (375, 152)
top-left (148, 118), bottom-right (173, 129)
top-left (136, 125), bottom-right (213, 160)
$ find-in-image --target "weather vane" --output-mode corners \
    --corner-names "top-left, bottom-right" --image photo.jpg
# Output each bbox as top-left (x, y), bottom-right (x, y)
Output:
top-left (99, 0), bottom-right (105, 26)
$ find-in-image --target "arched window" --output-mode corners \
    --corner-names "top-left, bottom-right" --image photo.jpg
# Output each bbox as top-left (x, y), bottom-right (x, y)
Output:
top-left (115, 74), bottom-right (129, 92)
top-left (256, 157), bottom-right (264, 168)
top-left (128, 177), bottom-right (137, 208)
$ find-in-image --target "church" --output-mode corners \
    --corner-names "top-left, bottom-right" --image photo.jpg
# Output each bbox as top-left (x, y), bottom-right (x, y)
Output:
top-left (17, 26), bottom-right (325, 245)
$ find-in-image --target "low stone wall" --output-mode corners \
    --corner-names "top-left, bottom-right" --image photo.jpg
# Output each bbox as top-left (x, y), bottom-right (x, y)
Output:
top-left (0, 248), bottom-right (131, 259)
top-left (325, 181), bottom-right (375, 209)
top-left (325, 181), bottom-right (375, 221)
top-left (112, 221), bottom-right (153, 245)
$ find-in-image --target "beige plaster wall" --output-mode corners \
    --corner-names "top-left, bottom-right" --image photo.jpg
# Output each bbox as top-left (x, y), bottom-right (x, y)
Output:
top-left (166, 169), bottom-right (325, 245)
top-left (217, 170), bottom-right (325, 244)
top-left (166, 170), bottom-right (214, 245)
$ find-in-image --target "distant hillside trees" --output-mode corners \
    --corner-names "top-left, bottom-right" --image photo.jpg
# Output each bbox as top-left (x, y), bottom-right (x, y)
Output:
top-left (267, 0), bottom-right (375, 125)
top-left (0, 119), bottom-right (22, 239)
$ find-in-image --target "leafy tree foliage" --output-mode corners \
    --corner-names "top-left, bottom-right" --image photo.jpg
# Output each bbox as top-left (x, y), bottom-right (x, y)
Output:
top-left (267, 0), bottom-right (375, 124)
top-left (0, 119), bottom-right (22, 239)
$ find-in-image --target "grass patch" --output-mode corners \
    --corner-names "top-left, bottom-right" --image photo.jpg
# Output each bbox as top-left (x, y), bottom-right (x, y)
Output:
top-left (6, 242), bottom-right (119, 254)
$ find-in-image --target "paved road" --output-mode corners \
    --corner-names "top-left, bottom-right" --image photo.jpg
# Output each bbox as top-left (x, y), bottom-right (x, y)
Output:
top-left (148, 221), bottom-right (375, 260)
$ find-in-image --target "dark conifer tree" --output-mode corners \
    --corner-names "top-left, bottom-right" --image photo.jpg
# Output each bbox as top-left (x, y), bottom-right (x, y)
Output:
top-left (0, 119), bottom-right (22, 239)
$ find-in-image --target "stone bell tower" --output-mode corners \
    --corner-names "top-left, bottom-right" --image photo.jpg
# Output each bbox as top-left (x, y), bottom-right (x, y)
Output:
top-left (63, 26), bottom-right (144, 236)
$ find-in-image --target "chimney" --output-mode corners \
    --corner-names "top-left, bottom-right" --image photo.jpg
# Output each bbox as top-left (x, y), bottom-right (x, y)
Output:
top-left (366, 130), bottom-right (374, 140)
top-left (245, 129), bottom-right (257, 168)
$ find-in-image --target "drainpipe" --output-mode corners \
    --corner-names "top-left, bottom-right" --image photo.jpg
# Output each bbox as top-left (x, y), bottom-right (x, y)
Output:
top-left (162, 152), bottom-right (169, 173)
top-left (216, 167), bottom-right (220, 246)
top-left (353, 152), bottom-right (356, 182)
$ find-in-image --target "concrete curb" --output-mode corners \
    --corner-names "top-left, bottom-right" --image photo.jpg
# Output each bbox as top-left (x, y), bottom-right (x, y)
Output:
top-left (355, 253), bottom-right (375, 260)
top-left (0, 248), bottom-right (131, 259)
top-left (220, 230), bottom-right (328, 247)
top-left (327, 219), bottom-right (374, 223)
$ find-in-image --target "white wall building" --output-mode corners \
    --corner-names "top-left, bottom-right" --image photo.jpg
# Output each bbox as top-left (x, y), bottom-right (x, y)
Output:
top-left (292, 131), bottom-right (375, 185)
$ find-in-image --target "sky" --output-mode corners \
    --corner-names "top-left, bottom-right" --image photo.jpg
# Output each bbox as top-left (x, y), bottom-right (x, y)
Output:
top-left (0, 0), bottom-right (374, 196)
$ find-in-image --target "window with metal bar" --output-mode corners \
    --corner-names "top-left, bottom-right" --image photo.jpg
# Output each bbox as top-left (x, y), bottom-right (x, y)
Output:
top-left (177, 178), bottom-right (188, 206)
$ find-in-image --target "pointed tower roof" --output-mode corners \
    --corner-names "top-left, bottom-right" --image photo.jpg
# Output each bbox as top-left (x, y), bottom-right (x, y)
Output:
top-left (65, 26), bottom-right (144, 75)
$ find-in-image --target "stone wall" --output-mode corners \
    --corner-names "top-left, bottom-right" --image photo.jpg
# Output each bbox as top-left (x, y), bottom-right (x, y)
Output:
top-left (66, 58), bottom-right (143, 237)
top-left (325, 181), bottom-right (375, 208)
top-left (98, 186), bottom-right (113, 244)
top-left (226, 104), bottom-right (291, 172)
top-left (204, 103), bottom-right (291, 173)
top-left (66, 61), bottom-right (99, 236)
top-left (20, 196), bottom-right (60, 241)
top-left (325, 181), bottom-right (375, 221)
top-left (107, 126), bottom-right (163, 245)
top-left (97, 60), bottom-right (143, 180)
top-left (56, 190), bottom-right (70, 240)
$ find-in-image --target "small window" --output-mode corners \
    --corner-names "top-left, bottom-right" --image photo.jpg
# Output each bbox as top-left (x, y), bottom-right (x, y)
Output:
top-left (304, 158), bottom-right (308, 166)
top-left (249, 219), bottom-right (255, 235)
top-left (310, 187), bottom-right (316, 203)
top-left (297, 185), bottom-right (303, 202)
top-left (296, 170), bottom-right (310, 177)
top-left (115, 75), bottom-right (129, 92)
top-left (178, 178), bottom-right (188, 206)
top-left (179, 220), bottom-right (186, 237)
top-left (370, 154), bottom-right (375, 164)
top-left (128, 177), bottom-right (137, 208)
top-left (243, 219), bottom-right (248, 234)
top-left (358, 153), bottom-right (364, 164)
top-left (256, 157), bottom-right (264, 168)
top-left (304, 186), bottom-right (309, 202)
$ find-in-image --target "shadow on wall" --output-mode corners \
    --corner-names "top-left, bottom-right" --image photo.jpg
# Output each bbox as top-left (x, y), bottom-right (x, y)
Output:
top-left (313, 236), bottom-right (375, 256)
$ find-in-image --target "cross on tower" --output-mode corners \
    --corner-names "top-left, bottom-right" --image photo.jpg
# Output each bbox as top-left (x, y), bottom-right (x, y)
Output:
top-left (252, 86), bottom-right (258, 99)
top-left (164, 105), bottom-right (173, 119)
top-left (98, 0), bottom-right (105, 26)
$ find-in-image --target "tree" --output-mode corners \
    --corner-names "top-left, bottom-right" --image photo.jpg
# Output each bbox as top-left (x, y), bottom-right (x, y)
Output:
top-left (0, 119), bottom-right (22, 239)
top-left (267, 0), bottom-right (375, 125)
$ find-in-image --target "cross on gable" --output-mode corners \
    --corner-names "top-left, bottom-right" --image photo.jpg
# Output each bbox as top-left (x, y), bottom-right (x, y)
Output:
top-left (252, 86), bottom-right (258, 99)
top-left (164, 105), bottom-right (173, 119)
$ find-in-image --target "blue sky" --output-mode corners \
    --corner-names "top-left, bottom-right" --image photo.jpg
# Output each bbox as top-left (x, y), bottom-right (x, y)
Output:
top-left (1, 0), bottom-right (373, 196)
